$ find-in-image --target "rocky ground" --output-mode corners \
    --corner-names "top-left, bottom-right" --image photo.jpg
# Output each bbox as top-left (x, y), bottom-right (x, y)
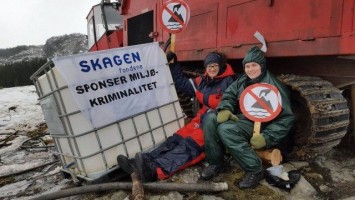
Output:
top-left (0, 125), bottom-right (354, 200)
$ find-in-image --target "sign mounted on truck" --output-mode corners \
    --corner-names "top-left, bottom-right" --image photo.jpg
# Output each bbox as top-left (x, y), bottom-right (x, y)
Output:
top-left (160, 0), bottom-right (190, 34)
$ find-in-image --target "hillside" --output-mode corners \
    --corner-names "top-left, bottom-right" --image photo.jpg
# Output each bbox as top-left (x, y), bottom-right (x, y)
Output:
top-left (0, 33), bottom-right (88, 65)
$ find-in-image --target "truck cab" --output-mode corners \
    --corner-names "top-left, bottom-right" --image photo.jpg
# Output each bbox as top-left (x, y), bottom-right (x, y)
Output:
top-left (87, 1), bottom-right (123, 51)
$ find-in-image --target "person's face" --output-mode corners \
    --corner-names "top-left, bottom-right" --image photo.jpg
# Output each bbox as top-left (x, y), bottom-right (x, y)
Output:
top-left (245, 62), bottom-right (262, 79)
top-left (206, 63), bottom-right (220, 78)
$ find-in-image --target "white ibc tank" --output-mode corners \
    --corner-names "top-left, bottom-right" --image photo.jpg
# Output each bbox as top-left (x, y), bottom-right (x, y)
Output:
top-left (31, 61), bottom-right (185, 182)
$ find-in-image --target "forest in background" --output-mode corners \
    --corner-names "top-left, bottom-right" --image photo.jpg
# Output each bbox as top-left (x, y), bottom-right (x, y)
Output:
top-left (0, 58), bottom-right (47, 88)
top-left (0, 33), bottom-right (87, 88)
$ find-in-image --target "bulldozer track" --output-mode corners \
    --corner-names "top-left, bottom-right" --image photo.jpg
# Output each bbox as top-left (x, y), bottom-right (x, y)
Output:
top-left (278, 75), bottom-right (350, 160)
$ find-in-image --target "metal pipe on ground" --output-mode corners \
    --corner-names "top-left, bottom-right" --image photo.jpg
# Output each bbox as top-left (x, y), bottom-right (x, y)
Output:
top-left (30, 181), bottom-right (228, 200)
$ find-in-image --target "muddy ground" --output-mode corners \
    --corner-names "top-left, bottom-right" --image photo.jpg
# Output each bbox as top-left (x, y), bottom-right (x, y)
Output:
top-left (74, 136), bottom-right (355, 200)
top-left (0, 126), bottom-right (354, 200)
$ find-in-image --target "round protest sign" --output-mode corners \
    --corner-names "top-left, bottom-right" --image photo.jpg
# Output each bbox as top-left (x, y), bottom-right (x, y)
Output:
top-left (160, 0), bottom-right (190, 34)
top-left (239, 83), bottom-right (282, 122)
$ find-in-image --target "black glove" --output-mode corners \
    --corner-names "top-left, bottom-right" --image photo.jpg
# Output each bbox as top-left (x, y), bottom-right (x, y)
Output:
top-left (166, 51), bottom-right (177, 63)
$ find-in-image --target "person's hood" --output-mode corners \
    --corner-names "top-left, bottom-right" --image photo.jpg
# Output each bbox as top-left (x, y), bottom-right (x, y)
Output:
top-left (204, 52), bottom-right (229, 76)
top-left (242, 45), bottom-right (267, 84)
top-left (242, 45), bottom-right (266, 74)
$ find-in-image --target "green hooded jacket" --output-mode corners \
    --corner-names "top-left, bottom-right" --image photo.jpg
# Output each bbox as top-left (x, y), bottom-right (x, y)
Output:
top-left (217, 71), bottom-right (295, 148)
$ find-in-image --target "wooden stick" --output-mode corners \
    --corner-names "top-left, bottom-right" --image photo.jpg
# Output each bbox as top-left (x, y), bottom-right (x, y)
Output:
top-left (131, 171), bottom-right (144, 200)
top-left (253, 121), bottom-right (282, 166)
top-left (256, 149), bottom-right (282, 166)
top-left (253, 121), bottom-right (261, 135)
top-left (170, 34), bottom-right (176, 53)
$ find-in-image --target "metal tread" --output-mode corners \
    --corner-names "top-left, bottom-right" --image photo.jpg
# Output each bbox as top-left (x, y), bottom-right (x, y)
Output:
top-left (278, 74), bottom-right (350, 160)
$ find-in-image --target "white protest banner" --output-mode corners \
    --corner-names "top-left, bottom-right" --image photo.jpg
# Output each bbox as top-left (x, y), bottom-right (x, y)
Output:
top-left (52, 42), bottom-right (173, 128)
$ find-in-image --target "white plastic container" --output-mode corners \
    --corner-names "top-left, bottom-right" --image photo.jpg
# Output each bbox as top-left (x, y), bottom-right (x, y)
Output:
top-left (31, 61), bottom-right (185, 182)
top-left (267, 165), bottom-right (284, 176)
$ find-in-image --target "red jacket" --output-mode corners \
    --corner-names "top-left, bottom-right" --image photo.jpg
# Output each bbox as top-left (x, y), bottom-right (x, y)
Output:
top-left (174, 64), bottom-right (235, 145)
top-left (155, 63), bottom-right (235, 180)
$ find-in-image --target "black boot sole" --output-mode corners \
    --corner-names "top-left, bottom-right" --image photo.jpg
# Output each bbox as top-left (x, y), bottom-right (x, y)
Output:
top-left (135, 153), bottom-right (146, 182)
top-left (200, 165), bottom-right (226, 181)
top-left (117, 155), bottom-right (135, 174)
top-left (238, 172), bottom-right (264, 189)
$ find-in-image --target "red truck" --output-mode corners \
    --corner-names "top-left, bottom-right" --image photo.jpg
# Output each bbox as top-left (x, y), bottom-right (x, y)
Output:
top-left (86, 0), bottom-right (354, 159)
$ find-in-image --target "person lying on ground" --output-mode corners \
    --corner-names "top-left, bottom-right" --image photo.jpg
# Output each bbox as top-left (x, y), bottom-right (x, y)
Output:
top-left (117, 51), bottom-right (236, 182)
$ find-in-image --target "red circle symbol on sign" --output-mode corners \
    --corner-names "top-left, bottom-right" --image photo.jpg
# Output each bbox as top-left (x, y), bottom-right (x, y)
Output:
top-left (239, 83), bottom-right (282, 122)
top-left (160, 0), bottom-right (190, 33)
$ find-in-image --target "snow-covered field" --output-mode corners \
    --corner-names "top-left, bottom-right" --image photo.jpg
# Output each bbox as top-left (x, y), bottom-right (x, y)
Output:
top-left (0, 85), bottom-right (44, 134)
top-left (0, 86), bottom-right (70, 200)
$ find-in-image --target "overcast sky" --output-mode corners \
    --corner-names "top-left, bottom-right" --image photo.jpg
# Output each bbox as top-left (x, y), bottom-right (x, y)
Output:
top-left (0, 0), bottom-right (102, 49)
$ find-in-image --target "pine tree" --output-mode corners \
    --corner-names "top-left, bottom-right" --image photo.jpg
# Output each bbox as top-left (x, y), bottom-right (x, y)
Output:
top-left (0, 58), bottom-right (47, 88)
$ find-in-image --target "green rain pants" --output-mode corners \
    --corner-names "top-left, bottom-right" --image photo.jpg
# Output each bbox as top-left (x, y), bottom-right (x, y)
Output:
top-left (203, 112), bottom-right (263, 173)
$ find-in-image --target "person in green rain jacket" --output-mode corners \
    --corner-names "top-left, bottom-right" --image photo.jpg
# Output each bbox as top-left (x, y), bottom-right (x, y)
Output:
top-left (200, 45), bottom-right (295, 189)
